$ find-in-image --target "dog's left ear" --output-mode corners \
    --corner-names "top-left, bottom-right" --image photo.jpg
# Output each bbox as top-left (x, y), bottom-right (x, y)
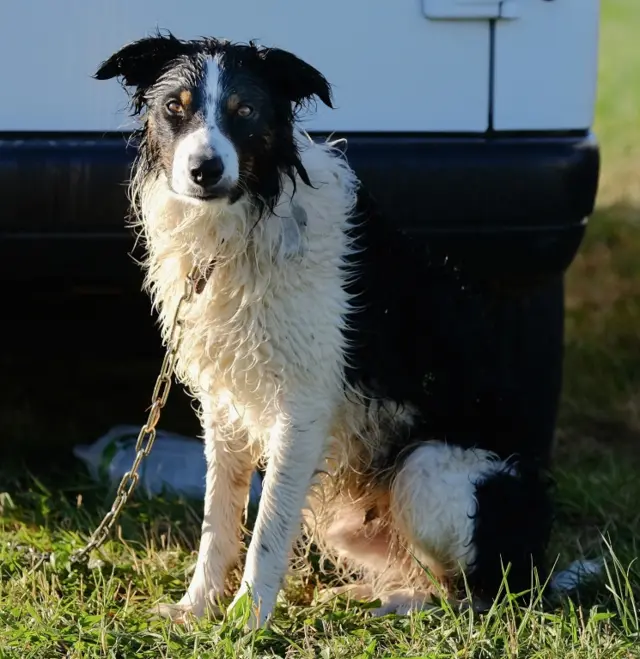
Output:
top-left (258, 47), bottom-right (333, 109)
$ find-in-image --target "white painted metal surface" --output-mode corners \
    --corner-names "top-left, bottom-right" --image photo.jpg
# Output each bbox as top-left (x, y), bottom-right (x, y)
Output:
top-left (493, 0), bottom-right (600, 130)
top-left (423, 0), bottom-right (519, 20)
top-left (0, 0), bottom-right (600, 133)
top-left (0, 0), bottom-right (490, 133)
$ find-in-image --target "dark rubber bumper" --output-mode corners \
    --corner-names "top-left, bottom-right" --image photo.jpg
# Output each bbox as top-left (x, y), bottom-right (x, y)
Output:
top-left (0, 131), bottom-right (599, 283)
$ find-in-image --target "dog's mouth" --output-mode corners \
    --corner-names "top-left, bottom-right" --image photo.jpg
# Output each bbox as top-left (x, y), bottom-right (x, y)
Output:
top-left (170, 185), bottom-right (233, 204)
top-left (193, 190), bottom-right (226, 201)
top-left (167, 176), bottom-right (245, 206)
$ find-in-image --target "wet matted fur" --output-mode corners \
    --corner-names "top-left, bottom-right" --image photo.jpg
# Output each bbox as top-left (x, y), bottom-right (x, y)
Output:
top-left (95, 32), bottom-right (552, 627)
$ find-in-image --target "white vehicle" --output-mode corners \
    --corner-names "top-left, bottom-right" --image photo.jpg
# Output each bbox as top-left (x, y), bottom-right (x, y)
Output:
top-left (0, 0), bottom-right (600, 452)
top-left (2, 0), bottom-right (599, 132)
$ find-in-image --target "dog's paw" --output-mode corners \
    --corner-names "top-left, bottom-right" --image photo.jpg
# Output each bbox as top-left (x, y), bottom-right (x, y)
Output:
top-left (153, 601), bottom-right (198, 624)
top-left (153, 592), bottom-right (223, 624)
top-left (227, 582), bottom-right (276, 630)
top-left (318, 583), bottom-right (375, 604)
top-left (369, 589), bottom-right (437, 617)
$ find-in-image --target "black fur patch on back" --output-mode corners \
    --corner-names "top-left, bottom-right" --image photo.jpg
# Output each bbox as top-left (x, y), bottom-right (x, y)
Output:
top-left (343, 186), bottom-right (556, 469)
top-left (465, 468), bottom-right (553, 601)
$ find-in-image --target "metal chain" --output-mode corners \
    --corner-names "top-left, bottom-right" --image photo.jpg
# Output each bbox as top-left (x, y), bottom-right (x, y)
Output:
top-left (70, 267), bottom-right (199, 565)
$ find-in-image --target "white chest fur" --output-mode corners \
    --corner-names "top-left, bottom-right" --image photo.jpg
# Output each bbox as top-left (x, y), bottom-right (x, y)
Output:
top-left (134, 137), bottom-right (359, 446)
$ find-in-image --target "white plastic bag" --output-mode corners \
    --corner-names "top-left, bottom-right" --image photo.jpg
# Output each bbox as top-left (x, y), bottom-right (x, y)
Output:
top-left (73, 425), bottom-right (262, 503)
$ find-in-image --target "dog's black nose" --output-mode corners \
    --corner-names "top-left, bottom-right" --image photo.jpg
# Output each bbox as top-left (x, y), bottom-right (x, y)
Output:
top-left (189, 155), bottom-right (224, 189)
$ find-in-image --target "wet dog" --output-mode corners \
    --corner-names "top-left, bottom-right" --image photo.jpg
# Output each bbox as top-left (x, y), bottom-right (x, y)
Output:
top-left (95, 33), bottom-right (551, 627)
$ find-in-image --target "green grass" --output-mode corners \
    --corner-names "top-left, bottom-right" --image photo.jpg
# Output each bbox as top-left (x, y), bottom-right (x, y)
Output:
top-left (0, 466), bottom-right (639, 658)
top-left (1, 1), bottom-right (640, 656)
top-left (594, 0), bottom-right (640, 207)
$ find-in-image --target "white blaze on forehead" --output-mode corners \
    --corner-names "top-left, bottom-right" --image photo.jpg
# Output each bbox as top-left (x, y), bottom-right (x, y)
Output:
top-left (203, 57), bottom-right (239, 181)
top-left (169, 56), bottom-right (239, 197)
top-left (204, 56), bottom-right (223, 114)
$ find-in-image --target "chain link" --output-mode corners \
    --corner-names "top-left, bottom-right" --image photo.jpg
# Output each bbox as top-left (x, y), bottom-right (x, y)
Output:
top-left (70, 267), bottom-right (199, 565)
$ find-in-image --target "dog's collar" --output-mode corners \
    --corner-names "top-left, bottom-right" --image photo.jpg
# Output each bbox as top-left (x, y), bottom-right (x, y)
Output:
top-left (194, 260), bottom-right (217, 294)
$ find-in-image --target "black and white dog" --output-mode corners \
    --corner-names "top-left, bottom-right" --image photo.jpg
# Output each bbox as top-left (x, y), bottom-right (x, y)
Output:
top-left (95, 33), bottom-right (552, 627)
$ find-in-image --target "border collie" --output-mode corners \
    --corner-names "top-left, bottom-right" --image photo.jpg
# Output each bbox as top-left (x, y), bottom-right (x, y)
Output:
top-left (95, 33), bottom-right (552, 627)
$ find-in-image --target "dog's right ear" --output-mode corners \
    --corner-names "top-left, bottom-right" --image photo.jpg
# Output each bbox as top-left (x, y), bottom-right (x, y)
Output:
top-left (94, 32), bottom-right (190, 112)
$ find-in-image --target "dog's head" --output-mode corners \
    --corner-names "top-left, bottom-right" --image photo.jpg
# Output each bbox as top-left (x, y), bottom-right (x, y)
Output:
top-left (95, 32), bottom-right (333, 212)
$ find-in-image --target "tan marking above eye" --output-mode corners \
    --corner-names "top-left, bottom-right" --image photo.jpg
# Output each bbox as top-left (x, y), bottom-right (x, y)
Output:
top-left (179, 90), bottom-right (193, 107)
top-left (227, 93), bottom-right (241, 111)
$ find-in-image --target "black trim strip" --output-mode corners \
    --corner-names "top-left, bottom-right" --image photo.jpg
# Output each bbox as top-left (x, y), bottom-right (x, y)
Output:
top-left (0, 131), bottom-right (599, 282)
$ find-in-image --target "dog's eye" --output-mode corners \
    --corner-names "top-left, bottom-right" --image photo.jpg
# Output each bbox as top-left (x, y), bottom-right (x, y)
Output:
top-left (166, 100), bottom-right (184, 116)
top-left (237, 104), bottom-right (253, 118)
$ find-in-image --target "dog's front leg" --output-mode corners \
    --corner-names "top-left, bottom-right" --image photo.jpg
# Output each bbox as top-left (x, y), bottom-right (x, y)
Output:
top-left (172, 420), bottom-right (253, 619)
top-left (228, 400), bottom-right (329, 627)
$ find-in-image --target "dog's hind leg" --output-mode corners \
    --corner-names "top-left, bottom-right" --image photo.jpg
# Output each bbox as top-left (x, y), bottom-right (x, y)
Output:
top-left (316, 493), bottom-right (447, 614)
top-left (388, 441), bottom-right (552, 613)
